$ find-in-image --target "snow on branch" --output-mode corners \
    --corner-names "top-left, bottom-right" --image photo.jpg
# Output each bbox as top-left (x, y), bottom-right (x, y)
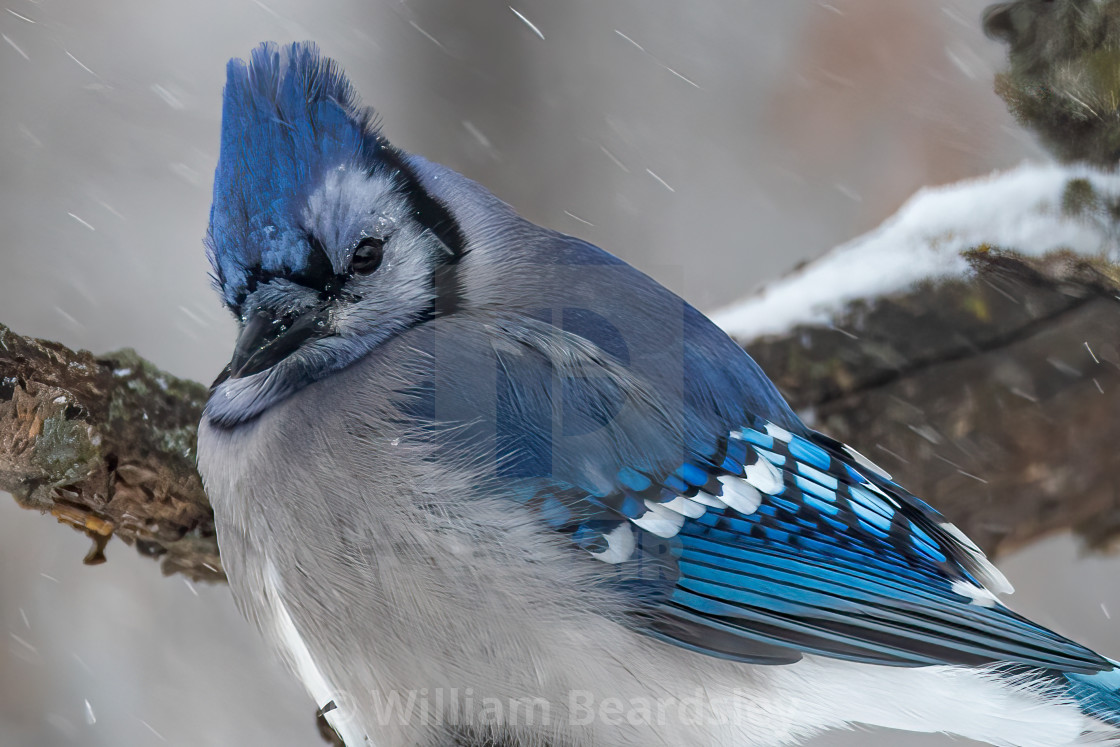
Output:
top-left (713, 164), bottom-right (1120, 340)
top-left (715, 169), bottom-right (1120, 557)
top-left (4, 0), bottom-right (1120, 577)
top-left (3, 183), bottom-right (1118, 576)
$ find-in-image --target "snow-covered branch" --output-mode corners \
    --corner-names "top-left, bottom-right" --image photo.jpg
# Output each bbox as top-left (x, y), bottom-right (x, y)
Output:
top-left (716, 164), bottom-right (1120, 557)
top-left (714, 164), bottom-right (1119, 339)
top-left (5, 0), bottom-right (1120, 577)
top-left (3, 162), bottom-right (1118, 575)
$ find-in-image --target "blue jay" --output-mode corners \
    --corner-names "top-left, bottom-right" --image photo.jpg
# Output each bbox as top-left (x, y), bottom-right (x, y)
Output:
top-left (197, 42), bottom-right (1120, 747)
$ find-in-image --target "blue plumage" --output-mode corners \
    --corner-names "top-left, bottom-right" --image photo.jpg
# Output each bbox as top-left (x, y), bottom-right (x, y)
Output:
top-left (199, 42), bottom-right (1120, 744)
top-left (206, 42), bottom-right (385, 309)
top-left (518, 415), bottom-right (1104, 671)
top-left (391, 292), bottom-right (1113, 680)
top-left (1065, 664), bottom-right (1120, 727)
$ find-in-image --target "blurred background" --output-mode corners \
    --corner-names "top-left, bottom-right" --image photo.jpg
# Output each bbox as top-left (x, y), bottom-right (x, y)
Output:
top-left (0, 0), bottom-right (1112, 745)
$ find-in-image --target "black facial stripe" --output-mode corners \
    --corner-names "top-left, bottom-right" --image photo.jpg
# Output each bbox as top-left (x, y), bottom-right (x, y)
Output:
top-left (431, 243), bottom-right (465, 318)
top-left (210, 363), bottom-right (232, 393)
top-left (377, 144), bottom-right (468, 318)
top-left (377, 145), bottom-right (467, 258)
top-left (234, 146), bottom-right (468, 318)
top-left (236, 237), bottom-right (347, 312)
top-left (294, 236), bottom-right (345, 295)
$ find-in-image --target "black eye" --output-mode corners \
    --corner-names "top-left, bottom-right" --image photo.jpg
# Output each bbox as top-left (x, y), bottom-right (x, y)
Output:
top-left (351, 237), bottom-right (385, 275)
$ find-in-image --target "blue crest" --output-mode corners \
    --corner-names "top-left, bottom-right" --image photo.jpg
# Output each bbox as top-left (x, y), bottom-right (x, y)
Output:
top-left (205, 42), bottom-right (386, 309)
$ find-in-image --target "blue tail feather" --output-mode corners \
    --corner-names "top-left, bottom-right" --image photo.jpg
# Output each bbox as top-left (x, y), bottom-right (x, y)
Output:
top-left (1063, 659), bottom-right (1120, 728)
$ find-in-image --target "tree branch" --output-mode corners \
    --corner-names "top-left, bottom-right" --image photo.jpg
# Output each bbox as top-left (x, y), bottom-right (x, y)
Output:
top-left (3, 248), bottom-right (1118, 577)
top-left (0, 326), bottom-right (221, 580)
top-left (741, 249), bottom-right (1120, 559)
top-left (5, 0), bottom-right (1120, 579)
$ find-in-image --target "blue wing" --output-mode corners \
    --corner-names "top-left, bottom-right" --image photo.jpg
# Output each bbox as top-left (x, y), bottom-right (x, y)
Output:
top-left (392, 234), bottom-right (1108, 675)
top-left (573, 420), bottom-right (1105, 672)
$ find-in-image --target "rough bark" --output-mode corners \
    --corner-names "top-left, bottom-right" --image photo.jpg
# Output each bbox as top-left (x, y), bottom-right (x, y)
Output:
top-left (1, 248), bottom-right (1117, 576)
top-left (741, 248), bottom-right (1120, 559)
top-left (0, 326), bottom-right (220, 581)
top-left (3, 0), bottom-right (1119, 581)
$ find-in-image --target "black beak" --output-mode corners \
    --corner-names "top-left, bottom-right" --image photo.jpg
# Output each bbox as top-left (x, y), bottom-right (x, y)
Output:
top-left (215, 305), bottom-right (333, 385)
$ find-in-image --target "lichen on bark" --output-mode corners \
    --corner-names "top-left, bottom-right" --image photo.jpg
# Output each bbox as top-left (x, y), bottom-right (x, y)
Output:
top-left (742, 248), bottom-right (1120, 558)
top-left (0, 325), bottom-right (221, 580)
top-left (2, 0), bottom-right (1120, 585)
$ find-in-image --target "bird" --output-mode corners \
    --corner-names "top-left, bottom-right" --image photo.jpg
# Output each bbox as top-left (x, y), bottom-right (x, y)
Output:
top-left (196, 42), bottom-right (1120, 747)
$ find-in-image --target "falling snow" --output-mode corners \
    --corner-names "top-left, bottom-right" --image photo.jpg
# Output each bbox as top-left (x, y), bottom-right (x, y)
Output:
top-left (509, 7), bottom-right (544, 40)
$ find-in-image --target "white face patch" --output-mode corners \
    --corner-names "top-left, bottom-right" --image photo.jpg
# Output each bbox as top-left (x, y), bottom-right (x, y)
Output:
top-left (301, 165), bottom-right (409, 267)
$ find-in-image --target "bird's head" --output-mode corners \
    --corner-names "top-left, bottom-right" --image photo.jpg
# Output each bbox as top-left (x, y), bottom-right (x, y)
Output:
top-left (205, 42), bottom-right (467, 426)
